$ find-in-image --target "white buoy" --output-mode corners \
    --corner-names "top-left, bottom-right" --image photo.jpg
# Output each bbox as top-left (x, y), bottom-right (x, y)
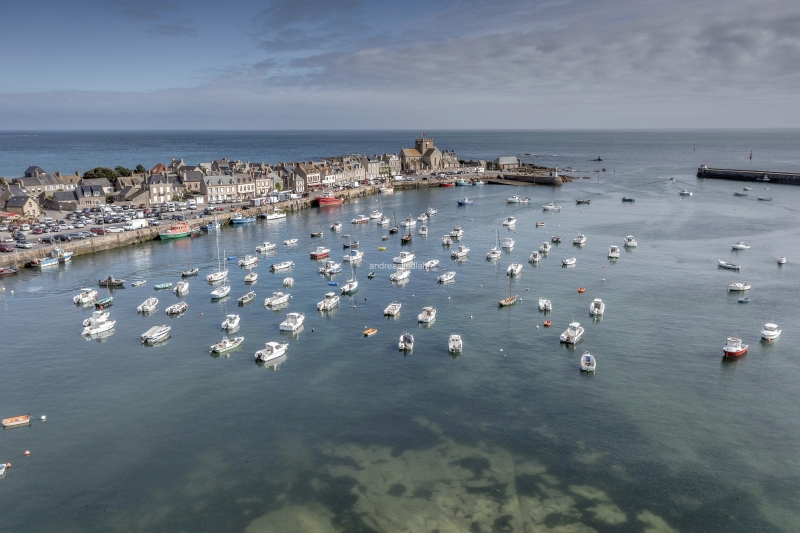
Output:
top-left (40, 416), bottom-right (46, 421)
top-left (536, 325), bottom-right (539, 329)
top-left (470, 315), bottom-right (473, 319)
top-left (448, 297), bottom-right (451, 300)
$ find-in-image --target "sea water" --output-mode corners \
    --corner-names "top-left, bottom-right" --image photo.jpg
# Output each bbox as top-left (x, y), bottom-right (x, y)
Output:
top-left (1, 130), bottom-right (799, 532)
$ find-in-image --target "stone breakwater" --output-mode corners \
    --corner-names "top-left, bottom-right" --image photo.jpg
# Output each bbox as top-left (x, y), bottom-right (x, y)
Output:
top-left (697, 166), bottom-right (800, 185)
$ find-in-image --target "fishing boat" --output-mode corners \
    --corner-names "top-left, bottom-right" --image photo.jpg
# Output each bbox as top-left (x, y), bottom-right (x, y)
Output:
top-left (73, 288), bottom-right (98, 306)
top-left (231, 213), bottom-right (256, 224)
top-left (265, 209), bottom-right (287, 220)
top-left (390, 268), bottom-right (410, 282)
top-left (95, 296), bottom-right (113, 309)
top-left (589, 298), bottom-right (605, 316)
top-left (551, 235), bottom-right (561, 243)
top-left (778, 256), bottom-right (787, 265)
top-left (417, 213), bottom-right (428, 222)
top-left (221, 314), bottom-right (240, 330)
top-left (2, 414), bottom-right (31, 428)
top-left (154, 282), bottom-right (172, 290)
top-left (141, 325), bottom-right (171, 344)
top-left (158, 221), bottom-right (192, 240)
top-left (244, 271), bottom-right (258, 283)
top-left (438, 270), bottom-right (456, 283)
top-left (264, 291), bottom-right (291, 308)
top-left (723, 337), bottom-right (748, 357)
top-left (82, 316), bottom-right (116, 336)
top-left (279, 312), bottom-right (305, 332)
top-left (99, 275), bottom-right (125, 287)
top-left (270, 261), bottom-right (294, 271)
top-left (181, 268), bottom-right (199, 277)
top-left (398, 332), bottom-right (414, 351)
top-left (761, 323), bottom-right (781, 341)
top-left (317, 189), bottom-right (343, 205)
top-left (562, 257), bottom-right (577, 266)
top-left (718, 260), bottom-right (740, 271)
top-left (624, 235), bottom-right (638, 247)
top-left (330, 221), bottom-right (343, 231)
top-left (310, 247), bottom-right (330, 259)
top-left (542, 202), bottom-right (561, 211)
top-left (389, 211), bottom-right (399, 234)
top-left (238, 291), bottom-right (256, 305)
top-left (449, 226), bottom-right (464, 238)
top-left (172, 281), bottom-right (189, 295)
top-left (538, 297), bottom-right (552, 311)
top-left (608, 245), bottom-right (620, 259)
top-left (419, 225), bottom-right (428, 235)
top-left (731, 241), bottom-right (750, 250)
top-left (363, 328), bottom-right (378, 337)
top-left (137, 297), bottom-right (158, 313)
top-left (255, 341), bottom-right (289, 362)
top-left (529, 251), bottom-right (541, 263)
top-left (451, 245), bottom-right (470, 259)
top-left (442, 235), bottom-right (453, 246)
top-left (540, 242), bottom-right (552, 253)
top-left (351, 215), bottom-right (370, 224)
top-left (283, 238), bottom-right (299, 246)
top-left (210, 284), bottom-right (231, 299)
top-left (83, 310), bottom-right (110, 327)
top-left (210, 336), bottom-right (244, 354)
top-left (580, 352), bottom-right (596, 372)
top-left (417, 306), bottom-right (436, 323)
top-left (448, 334), bottom-right (462, 354)
top-left (424, 259), bottom-right (440, 269)
top-left (728, 282), bottom-right (751, 291)
top-left (310, 231), bottom-right (324, 238)
top-left (758, 197), bottom-right (773, 201)
top-left (0, 266), bottom-right (19, 277)
top-left (384, 301), bottom-right (401, 316)
top-left (573, 234), bottom-right (586, 245)
top-left (393, 251), bottom-right (415, 264)
top-left (201, 217), bottom-right (221, 231)
top-left (31, 247), bottom-right (73, 267)
top-left (733, 191), bottom-right (748, 197)
top-left (401, 233), bottom-right (413, 244)
top-left (507, 263), bottom-right (522, 276)
top-left (499, 275), bottom-right (517, 307)
top-left (679, 190), bottom-right (692, 196)
top-left (165, 301), bottom-right (188, 315)
top-left (131, 280), bottom-right (146, 287)
top-left (400, 216), bottom-right (417, 227)
top-left (502, 216), bottom-right (516, 227)
top-left (316, 292), bottom-right (340, 311)
top-left (457, 197), bottom-right (474, 205)
top-left (560, 322), bottom-right (584, 344)
top-left (576, 199), bottom-right (591, 204)
top-left (238, 255), bottom-right (259, 267)
top-left (283, 277), bottom-right (294, 287)
top-left (319, 260), bottom-right (342, 275)
top-left (502, 237), bottom-right (515, 250)
top-left (535, 221), bottom-right (546, 227)
top-left (621, 197), bottom-right (635, 202)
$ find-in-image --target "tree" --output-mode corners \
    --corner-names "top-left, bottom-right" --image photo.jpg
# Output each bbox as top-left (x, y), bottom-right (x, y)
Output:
top-left (115, 166), bottom-right (132, 177)
top-left (83, 167), bottom-right (118, 182)
top-left (135, 164), bottom-right (146, 174)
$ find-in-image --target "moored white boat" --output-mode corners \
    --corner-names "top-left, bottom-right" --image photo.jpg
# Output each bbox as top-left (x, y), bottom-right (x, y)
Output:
top-left (221, 314), bottom-right (240, 330)
top-left (540, 242), bottom-right (552, 253)
top-left (83, 310), bottom-right (110, 327)
top-left (424, 259), bottom-right (440, 269)
top-left (538, 297), bottom-right (552, 311)
top-left (210, 285), bottom-right (231, 299)
top-left (369, 209), bottom-right (383, 219)
top-left (393, 251), bottom-right (415, 264)
top-left (317, 292), bottom-right (340, 311)
top-left (330, 221), bottom-right (343, 231)
top-left (390, 268), bottom-right (410, 282)
top-left (255, 341), bottom-right (289, 362)
top-left (580, 352), bottom-right (596, 371)
top-left (141, 325), bottom-right (171, 344)
top-left (573, 234), bottom-right (586, 245)
top-left (560, 322), bottom-right (584, 343)
top-left (426, 207), bottom-right (437, 216)
top-left (351, 215), bottom-right (370, 224)
top-left (417, 306), bottom-right (436, 323)
top-left (207, 269), bottom-right (228, 282)
top-left (589, 298), bottom-right (605, 316)
top-left (82, 317), bottom-right (116, 336)
top-left (624, 235), bottom-right (637, 247)
top-left (542, 202), bottom-right (561, 211)
top-left (761, 323), bottom-right (781, 341)
top-left (165, 301), bottom-right (189, 315)
top-left (264, 291), bottom-right (291, 308)
top-left (562, 257), bottom-right (577, 266)
top-left (342, 250), bottom-right (364, 263)
top-left (778, 256), bottom-right (787, 264)
top-left (731, 241), bottom-right (750, 250)
top-left (451, 245), bottom-right (470, 259)
top-left (319, 260), bottom-right (342, 275)
top-left (449, 226), bottom-right (464, 238)
top-left (728, 282), bottom-right (751, 291)
top-left (279, 312), bottom-right (304, 332)
top-left (501, 238), bottom-right (514, 250)
top-left (417, 213), bottom-right (428, 222)
top-left (283, 277), bottom-right (294, 287)
top-left (283, 238), bottom-right (298, 245)
top-left (718, 260), bottom-right (740, 271)
top-left (256, 241), bottom-right (277, 253)
top-left (310, 247), bottom-right (330, 259)
top-left (244, 272), bottom-right (258, 283)
top-left (384, 301), bottom-right (402, 316)
top-left (608, 245), bottom-right (620, 259)
top-left (174, 281), bottom-right (189, 295)
top-left (73, 288), bottom-right (98, 305)
top-left (210, 336), bottom-right (244, 354)
top-left (398, 332), bottom-right (414, 351)
top-left (400, 216), bottom-right (417, 227)
top-left (419, 225), bottom-right (428, 235)
top-left (270, 261), bottom-right (294, 271)
top-left (442, 235), bottom-right (453, 246)
top-left (502, 216), bottom-right (516, 227)
top-left (507, 262), bottom-right (522, 276)
top-left (238, 254), bottom-right (259, 267)
top-left (181, 268), bottom-right (198, 277)
top-left (378, 216), bottom-right (391, 225)
top-left (238, 290), bottom-right (256, 305)
top-left (679, 190), bottom-right (692, 196)
top-left (437, 270), bottom-right (456, 283)
top-left (448, 334), bottom-right (462, 353)
top-left (528, 251), bottom-right (541, 263)
top-left (137, 297), bottom-right (159, 314)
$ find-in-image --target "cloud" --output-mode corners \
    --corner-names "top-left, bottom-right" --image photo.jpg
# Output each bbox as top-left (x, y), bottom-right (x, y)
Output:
top-left (104, 0), bottom-right (195, 36)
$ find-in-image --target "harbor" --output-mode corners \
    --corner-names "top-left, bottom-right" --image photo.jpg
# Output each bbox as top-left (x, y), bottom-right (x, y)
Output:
top-left (697, 164), bottom-right (800, 184)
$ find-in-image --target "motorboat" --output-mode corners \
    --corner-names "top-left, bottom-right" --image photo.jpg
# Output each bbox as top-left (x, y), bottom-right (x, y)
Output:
top-left (424, 259), bottom-right (440, 269)
top-left (369, 209), bottom-right (383, 219)
top-left (342, 236), bottom-right (359, 248)
top-left (580, 352), bottom-right (596, 372)
top-left (141, 325), bottom-right (171, 345)
top-left (400, 216), bottom-right (417, 227)
top-left (230, 213), bottom-right (256, 224)
top-left (174, 281), bottom-right (189, 295)
top-left (718, 260), bottom-right (740, 271)
top-left (622, 235), bottom-right (637, 248)
top-left (723, 337), bottom-right (748, 357)
top-left (451, 245), bottom-right (470, 259)
top-left (131, 280), bottom-right (147, 287)
top-left (730, 241), bottom-right (750, 251)
top-left (99, 275), bottom-right (125, 287)
top-left (238, 291), bottom-right (256, 305)
top-left (83, 310), bottom-right (110, 327)
top-left (474, 180), bottom-right (484, 186)
top-left (738, 297), bottom-right (749, 303)
top-left (542, 202), bottom-right (561, 211)
top-left (238, 255), bottom-right (259, 269)
top-left (244, 272), bottom-right (258, 283)
top-left (540, 242), bottom-right (552, 253)
top-left (283, 277), bottom-right (294, 287)
top-left (384, 301), bottom-right (401, 316)
top-left (265, 210), bottom-right (286, 221)
top-left (342, 250), bottom-right (364, 263)
top-left (761, 323), bottom-right (781, 341)
top-left (283, 238), bottom-right (298, 246)
top-left (536, 222), bottom-right (546, 227)
top-left (551, 235), bottom-right (561, 243)
top-left (73, 288), bottom-right (98, 306)
top-left (316, 292), bottom-right (340, 311)
top-left (502, 237), bottom-right (514, 250)
top-left (319, 260), bottom-right (343, 275)
top-left (502, 216), bottom-right (516, 227)
top-left (589, 298), bottom-right (605, 316)
top-left (417, 213), bottom-right (428, 222)
top-left (82, 316), bottom-right (116, 336)
top-left (758, 197), bottom-right (773, 201)
top-left (264, 291), bottom-right (291, 308)
top-left (562, 257), bottom-right (577, 266)
top-left (608, 245), bottom-right (620, 259)
top-left (437, 270), bottom-right (456, 283)
top-left (448, 334), bottom-right (462, 354)
top-left (221, 314), bottom-right (240, 330)
top-left (181, 268), bottom-right (199, 277)
top-left (442, 235), bottom-right (453, 246)
top-left (378, 216), bottom-right (390, 226)
top-left (538, 298), bottom-right (552, 311)
top-left (560, 322), bottom-right (584, 344)
top-left (279, 312), bottom-right (305, 332)
top-left (507, 263), bottom-right (523, 276)
top-left (728, 282), bottom-right (751, 291)
top-left (621, 197), bottom-right (635, 202)
top-left (154, 282), bottom-right (173, 290)
top-left (210, 285), bottom-right (231, 299)
top-left (210, 336), bottom-right (244, 355)
top-left (743, 187), bottom-right (752, 191)
top-left (390, 268), bottom-right (410, 282)
top-left (165, 301), bottom-right (188, 315)
top-left (330, 221), bottom-right (343, 231)
top-left (201, 218), bottom-right (221, 231)
top-left (506, 194), bottom-right (530, 203)
top-left (426, 207), bottom-right (437, 216)
top-left (457, 197), bottom-right (474, 205)
top-left (137, 297), bottom-right (158, 314)
top-left (1, 414), bottom-right (31, 428)
top-left (270, 261), bottom-right (294, 271)
top-left (95, 296), bottom-right (113, 309)
top-left (310, 247), bottom-right (330, 259)
top-left (449, 226), bottom-right (464, 238)
top-left (529, 251), bottom-right (541, 263)
top-left (778, 256), bottom-right (787, 265)
top-left (379, 185), bottom-right (394, 194)
top-left (255, 341), bottom-right (289, 362)
top-left (456, 179), bottom-right (469, 186)
top-left (398, 332), bottom-right (414, 351)
top-left (573, 234), bottom-right (586, 245)
top-left (31, 247), bottom-right (73, 268)
top-left (733, 191), bottom-right (748, 197)
top-left (419, 225), bottom-right (428, 235)
top-left (576, 199), bottom-right (591, 204)
top-left (393, 251), bottom-right (415, 264)
top-left (351, 215), bottom-right (370, 224)
top-left (417, 306), bottom-right (436, 323)
top-left (679, 190), bottom-right (692, 196)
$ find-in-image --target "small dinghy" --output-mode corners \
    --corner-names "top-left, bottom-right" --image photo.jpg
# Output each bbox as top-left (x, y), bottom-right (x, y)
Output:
top-left (718, 260), bottom-right (740, 271)
top-left (137, 297), bottom-right (159, 314)
top-left (580, 352), bottom-right (596, 372)
top-left (173, 281), bottom-right (189, 295)
top-left (238, 291), bottom-right (256, 305)
top-left (562, 257), bottom-right (577, 266)
top-left (363, 328), bottom-right (378, 337)
top-left (210, 336), bottom-right (244, 355)
top-left (283, 238), bottom-right (298, 246)
top-left (154, 282), bottom-right (173, 290)
top-left (271, 261), bottom-right (294, 272)
top-left (131, 280), bottom-right (147, 287)
top-left (181, 268), bottom-right (199, 277)
top-left (165, 301), bottom-right (189, 315)
top-left (424, 259), bottom-right (440, 269)
top-left (2, 414), bottom-right (31, 428)
top-left (367, 272), bottom-right (376, 279)
top-left (221, 314), bottom-right (240, 330)
top-left (384, 301), bottom-right (401, 316)
top-left (437, 270), bottom-right (456, 283)
top-left (244, 272), bottom-right (258, 283)
top-left (737, 297), bottom-right (749, 303)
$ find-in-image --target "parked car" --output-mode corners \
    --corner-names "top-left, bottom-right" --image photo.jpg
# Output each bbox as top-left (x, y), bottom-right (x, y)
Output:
top-left (40, 236), bottom-right (55, 244)
top-left (2, 236), bottom-right (15, 243)
top-left (106, 227), bottom-right (124, 233)
top-left (0, 243), bottom-right (13, 252)
top-left (68, 232), bottom-right (86, 240)
top-left (16, 241), bottom-right (33, 249)
top-left (53, 234), bottom-right (72, 242)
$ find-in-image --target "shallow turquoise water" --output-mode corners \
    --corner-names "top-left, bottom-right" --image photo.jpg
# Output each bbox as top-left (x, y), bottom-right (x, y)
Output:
top-left (1, 131), bottom-right (800, 532)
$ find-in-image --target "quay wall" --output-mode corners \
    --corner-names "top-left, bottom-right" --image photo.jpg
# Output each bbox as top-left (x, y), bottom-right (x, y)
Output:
top-left (696, 167), bottom-right (800, 185)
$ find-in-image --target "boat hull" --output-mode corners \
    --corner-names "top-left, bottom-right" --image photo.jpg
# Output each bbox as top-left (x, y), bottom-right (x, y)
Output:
top-left (723, 347), bottom-right (748, 357)
top-left (158, 231), bottom-right (191, 240)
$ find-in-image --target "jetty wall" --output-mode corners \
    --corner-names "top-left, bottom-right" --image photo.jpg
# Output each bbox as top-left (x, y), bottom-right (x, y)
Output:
top-left (696, 167), bottom-right (800, 185)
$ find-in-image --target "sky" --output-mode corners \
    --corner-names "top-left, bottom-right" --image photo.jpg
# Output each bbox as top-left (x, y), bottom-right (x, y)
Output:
top-left (1, 0), bottom-right (798, 129)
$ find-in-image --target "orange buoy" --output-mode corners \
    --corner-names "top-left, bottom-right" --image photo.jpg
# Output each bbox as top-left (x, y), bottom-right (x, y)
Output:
top-left (24, 451), bottom-right (30, 456)
top-left (544, 320), bottom-right (551, 327)
top-left (6, 463), bottom-right (10, 468)
top-left (578, 287), bottom-right (586, 293)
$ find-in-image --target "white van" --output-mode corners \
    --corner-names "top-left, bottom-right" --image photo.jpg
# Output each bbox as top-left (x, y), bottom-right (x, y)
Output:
top-left (187, 199), bottom-right (197, 210)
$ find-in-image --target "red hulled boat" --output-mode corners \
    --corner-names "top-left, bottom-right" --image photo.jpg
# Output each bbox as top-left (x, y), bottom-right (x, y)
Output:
top-left (723, 337), bottom-right (748, 357)
top-left (316, 190), bottom-right (343, 206)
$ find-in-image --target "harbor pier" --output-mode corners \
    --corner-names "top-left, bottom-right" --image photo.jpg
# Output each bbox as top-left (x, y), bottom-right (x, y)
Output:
top-left (696, 166), bottom-right (800, 185)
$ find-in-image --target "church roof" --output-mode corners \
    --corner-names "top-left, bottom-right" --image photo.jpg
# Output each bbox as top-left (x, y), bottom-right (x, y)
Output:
top-left (401, 148), bottom-right (422, 157)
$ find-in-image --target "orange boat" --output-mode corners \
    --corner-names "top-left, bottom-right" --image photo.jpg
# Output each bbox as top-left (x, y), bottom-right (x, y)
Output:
top-left (543, 320), bottom-right (552, 327)
top-left (363, 328), bottom-right (378, 337)
top-left (2, 414), bottom-right (31, 428)
top-left (578, 287), bottom-right (586, 293)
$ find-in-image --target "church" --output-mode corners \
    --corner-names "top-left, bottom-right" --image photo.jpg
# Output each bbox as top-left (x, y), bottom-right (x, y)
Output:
top-left (399, 136), bottom-right (460, 172)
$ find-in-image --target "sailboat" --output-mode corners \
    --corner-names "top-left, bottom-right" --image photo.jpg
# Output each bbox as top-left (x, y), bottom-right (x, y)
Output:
top-left (498, 274), bottom-right (518, 307)
top-left (206, 229), bottom-right (228, 282)
top-left (341, 258), bottom-right (358, 294)
top-left (487, 223), bottom-right (501, 260)
top-left (389, 210), bottom-right (399, 234)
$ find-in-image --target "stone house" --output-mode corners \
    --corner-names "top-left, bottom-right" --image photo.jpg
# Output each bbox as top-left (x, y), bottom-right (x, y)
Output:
top-left (80, 178), bottom-right (115, 195)
top-left (4, 195), bottom-right (39, 217)
top-left (202, 175), bottom-right (238, 203)
top-left (495, 156), bottom-right (519, 170)
top-left (294, 163), bottom-right (320, 190)
top-left (147, 174), bottom-right (178, 205)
